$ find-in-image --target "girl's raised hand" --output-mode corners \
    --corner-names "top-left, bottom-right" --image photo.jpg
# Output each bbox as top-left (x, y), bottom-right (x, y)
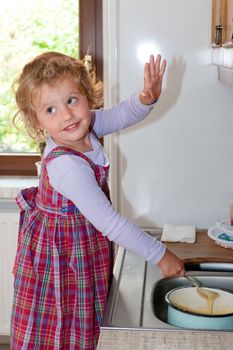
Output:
top-left (140, 54), bottom-right (166, 105)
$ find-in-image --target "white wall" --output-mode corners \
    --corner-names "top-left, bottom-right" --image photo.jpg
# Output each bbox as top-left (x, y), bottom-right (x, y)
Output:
top-left (103, 0), bottom-right (233, 229)
top-left (0, 212), bottom-right (18, 335)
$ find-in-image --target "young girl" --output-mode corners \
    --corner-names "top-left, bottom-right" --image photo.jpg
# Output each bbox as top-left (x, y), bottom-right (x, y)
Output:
top-left (11, 51), bottom-right (184, 349)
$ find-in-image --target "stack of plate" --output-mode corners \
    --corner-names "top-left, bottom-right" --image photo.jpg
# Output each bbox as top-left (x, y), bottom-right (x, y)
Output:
top-left (208, 220), bottom-right (233, 249)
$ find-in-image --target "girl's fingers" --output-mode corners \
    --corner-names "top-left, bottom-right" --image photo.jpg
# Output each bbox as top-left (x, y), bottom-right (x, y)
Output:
top-left (148, 54), bottom-right (166, 81)
top-left (144, 62), bottom-right (150, 79)
top-left (159, 59), bottom-right (166, 78)
top-left (154, 54), bottom-right (161, 75)
top-left (142, 55), bottom-right (166, 100)
top-left (144, 62), bottom-right (151, 88)
top-left (149, 55), bottom-right (155, 78)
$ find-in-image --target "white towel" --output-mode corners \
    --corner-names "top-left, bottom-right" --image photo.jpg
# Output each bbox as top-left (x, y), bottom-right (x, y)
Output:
top-left (161, 224), bottom-right (196, 243)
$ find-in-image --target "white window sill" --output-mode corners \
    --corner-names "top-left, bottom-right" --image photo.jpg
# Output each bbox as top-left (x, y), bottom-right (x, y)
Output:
top-left (0, 176), bottom-right (38, 200)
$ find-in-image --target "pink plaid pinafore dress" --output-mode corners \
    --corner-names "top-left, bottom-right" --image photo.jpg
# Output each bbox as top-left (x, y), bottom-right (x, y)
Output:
top-left (11, 146), bottom-right (114, 350)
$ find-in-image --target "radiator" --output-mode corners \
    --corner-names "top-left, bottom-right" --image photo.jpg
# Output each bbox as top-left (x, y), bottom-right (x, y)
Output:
top-left (0, 212), bottom-right (19, 336)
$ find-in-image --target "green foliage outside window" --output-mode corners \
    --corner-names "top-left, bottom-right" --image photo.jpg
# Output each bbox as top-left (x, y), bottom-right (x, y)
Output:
top-left (0, 0), bottom-right (79, 153)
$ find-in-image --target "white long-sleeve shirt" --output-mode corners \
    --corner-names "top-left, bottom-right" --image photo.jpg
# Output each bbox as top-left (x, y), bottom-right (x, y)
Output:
top-left (44, 92), bottom-right (166, 265)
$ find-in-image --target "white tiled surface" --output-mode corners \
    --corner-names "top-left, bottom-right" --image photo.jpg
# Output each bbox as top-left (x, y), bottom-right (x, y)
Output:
top-left (0, 177), bottom-right (38, 199)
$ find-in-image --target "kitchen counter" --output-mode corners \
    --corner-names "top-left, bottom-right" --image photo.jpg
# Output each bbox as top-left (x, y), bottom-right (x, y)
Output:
top-left (97, 230), bottom-right (233, 350)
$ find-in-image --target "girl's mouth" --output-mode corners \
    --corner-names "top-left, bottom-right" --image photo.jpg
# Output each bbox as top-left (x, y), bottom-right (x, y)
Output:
top-left (64, 122), bottom-right (79, 131)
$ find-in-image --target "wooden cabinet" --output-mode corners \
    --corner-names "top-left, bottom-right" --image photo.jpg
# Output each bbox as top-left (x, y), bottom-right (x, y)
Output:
top-left (212, 0), bottom-right (233, 87)
top-left (225, 0), bottom-right (233, 44)
top-left (212, 0), bottom-right (233, 47)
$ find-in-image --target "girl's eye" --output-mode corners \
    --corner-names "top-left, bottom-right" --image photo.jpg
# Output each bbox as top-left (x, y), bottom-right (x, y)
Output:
top-left (46, 106), bottom-right (56, 114)
top-left (67, 97), bottom-right (78, 105)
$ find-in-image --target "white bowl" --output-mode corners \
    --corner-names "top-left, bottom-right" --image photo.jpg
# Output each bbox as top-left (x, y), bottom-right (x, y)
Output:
top-left (167, 286), bottom-right (233, 316)
top-left (166, 286), bottom-right (233, 330)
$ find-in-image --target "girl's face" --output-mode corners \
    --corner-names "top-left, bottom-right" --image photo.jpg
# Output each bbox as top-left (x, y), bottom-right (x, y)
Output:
top-left (33, 75), bottom-right (92, 152)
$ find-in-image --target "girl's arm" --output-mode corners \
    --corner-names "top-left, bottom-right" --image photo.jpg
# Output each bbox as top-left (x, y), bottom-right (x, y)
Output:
top-left (92, 54), bottom-right (166, 137)
top-left (47, 154), bottom-right (184, 276)
top-left (92, 92), bottom-right (155, 137)
top-left (47, 155), bottom-right (165, 265)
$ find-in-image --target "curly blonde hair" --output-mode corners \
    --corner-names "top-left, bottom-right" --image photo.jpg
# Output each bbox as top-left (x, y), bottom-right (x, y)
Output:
top-left (13, 51), bottom-right (103, 141)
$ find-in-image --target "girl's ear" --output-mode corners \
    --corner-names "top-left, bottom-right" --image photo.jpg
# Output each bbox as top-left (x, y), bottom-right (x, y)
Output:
top-left (34, 115), bottom-right (43, 130)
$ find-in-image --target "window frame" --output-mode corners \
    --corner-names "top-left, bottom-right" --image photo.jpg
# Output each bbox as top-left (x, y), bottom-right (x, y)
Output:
top-left (0, 0), bottom-right (103, 176)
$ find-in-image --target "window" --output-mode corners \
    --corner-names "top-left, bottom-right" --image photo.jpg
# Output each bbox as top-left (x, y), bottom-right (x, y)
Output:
top-left (0, 0), bottom-right (103, 176)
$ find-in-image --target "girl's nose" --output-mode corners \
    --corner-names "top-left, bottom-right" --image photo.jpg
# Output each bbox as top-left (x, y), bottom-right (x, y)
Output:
top-left (62, 105), bottom-right (73, 121)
